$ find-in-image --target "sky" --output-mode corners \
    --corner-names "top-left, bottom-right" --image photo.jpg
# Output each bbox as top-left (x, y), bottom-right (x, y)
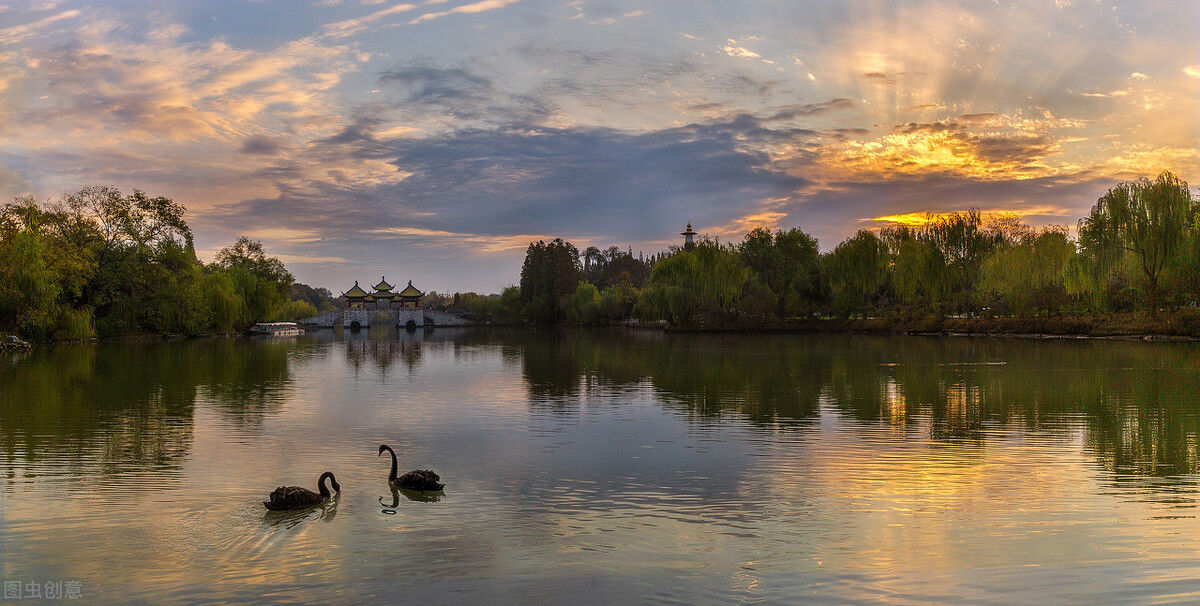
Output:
top-left (1, 0), bottom-right (1197, 293)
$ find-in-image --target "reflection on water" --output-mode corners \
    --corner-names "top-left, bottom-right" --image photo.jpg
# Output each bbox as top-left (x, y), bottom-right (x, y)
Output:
top-left (4, 330), bottom-right (1200, 602)
top-left (263, 499), bottom-right (340, 529)
top-left (380, 485), bottom-right (443, 507)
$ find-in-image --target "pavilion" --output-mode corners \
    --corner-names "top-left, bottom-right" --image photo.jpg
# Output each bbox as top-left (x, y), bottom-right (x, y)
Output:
top-left (342, 277), bottom-right (424, 310)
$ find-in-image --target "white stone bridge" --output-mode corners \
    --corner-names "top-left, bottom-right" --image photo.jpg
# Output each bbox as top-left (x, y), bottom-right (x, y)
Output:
top-left (299, 308), bottom-right (470, 330)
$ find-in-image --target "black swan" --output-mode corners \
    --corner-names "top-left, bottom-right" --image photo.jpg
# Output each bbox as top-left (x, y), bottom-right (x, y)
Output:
top-left (378, 444), bottom-right (444, 491)
top-left (263, 471), bottom-right (340, 510)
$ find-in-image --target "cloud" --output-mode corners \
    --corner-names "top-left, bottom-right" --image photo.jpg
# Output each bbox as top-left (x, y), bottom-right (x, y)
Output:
top-left (380, 65), bottom-right (494, 107)
top-left (321, 3), bottom-right (418, 38)
top-left (819, 114), bottom-right (1080, 181)
top-left (2, 0), bottom-right (1197, 292)
top-left (196, 112), bottom-right (820, 289)
top-left (958, 112), bottom-right (1000, 122)
top-left (367, 226), bottom-right (562, 253)
top-left (316, 112), bottom-right (388, 144)
top-left (862, 71), bottom-right (898, 85)
top-left (784, 173), bottom-right (1111, 247)
top-left (863, 205), bottom-right (1075, 227)
top-left (0, 9), bottom-right (80, 44)
top-left (408, 0), bottom-right (521, 25)
top-left (274, 253), bottom-right (349, 264)
top-left (147, 23), bottom-right (188, 42)
top-left (377, 62), bottom-right (552, 127)
top-left (733, 211), bottom-right (788, 232)
top-left (720, 41), bottom-right (760, 59)
top-left (9, 33), bottom-right (356, 142)
top-left (765, 99), bottom-right (854, 121)
top-left (218, 116), bottom-right (811, 254)
top-left (238, 135), bottom-right (285, 155)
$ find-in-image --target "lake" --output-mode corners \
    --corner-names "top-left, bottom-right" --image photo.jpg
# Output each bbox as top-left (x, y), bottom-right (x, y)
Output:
top-left (3, 329), bottom-right (1200, 604)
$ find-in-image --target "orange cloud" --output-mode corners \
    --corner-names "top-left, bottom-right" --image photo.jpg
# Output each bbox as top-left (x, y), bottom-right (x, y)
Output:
top-left (735, 211), bottom-right (788, 232)
top-left (367, 227), bottom-right (577, 254)
top-left (862, 206), bottom-right (1074, 228)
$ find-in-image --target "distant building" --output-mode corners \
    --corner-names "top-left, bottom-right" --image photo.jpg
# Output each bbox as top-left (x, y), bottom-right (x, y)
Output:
top-left (681, 222), bottom-right (697, 250)
top-left (397, 280), bottom-right (424, 308)
top-left (303, 277), bottom-right (465, 329)
top-left (341, 277), bottom-right (424, 310)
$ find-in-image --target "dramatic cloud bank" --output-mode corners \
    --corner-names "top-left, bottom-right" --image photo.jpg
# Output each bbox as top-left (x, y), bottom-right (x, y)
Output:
top-left (1, 0), bottom-right (1196, 292)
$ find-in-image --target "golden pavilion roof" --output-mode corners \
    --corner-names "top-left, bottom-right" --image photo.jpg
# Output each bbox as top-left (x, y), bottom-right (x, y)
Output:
top-left (343, 282), bottom-right (370, 298)
top-left (373, 276), bottom-right (394, 292)
top-left (398, 280), bottom-right (423, 297)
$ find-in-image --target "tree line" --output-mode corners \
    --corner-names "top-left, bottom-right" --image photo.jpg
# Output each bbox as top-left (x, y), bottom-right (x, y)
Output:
top-left (7, 172), bottom-right (1194, 338)
top-left (482, 171), bottom-right (1200, 326)
top-left (0, 186), bottom-right (329, 341)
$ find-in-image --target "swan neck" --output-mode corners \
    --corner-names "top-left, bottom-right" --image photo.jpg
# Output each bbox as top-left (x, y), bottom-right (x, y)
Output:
top-left (385, 446), bottom-right (398, 481)
top-left (318, 472), bottom-right (334, 498)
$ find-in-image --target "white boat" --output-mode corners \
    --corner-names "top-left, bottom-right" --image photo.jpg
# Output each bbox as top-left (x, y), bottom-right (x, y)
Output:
top-left (251, 322), bottom-right (304, 337)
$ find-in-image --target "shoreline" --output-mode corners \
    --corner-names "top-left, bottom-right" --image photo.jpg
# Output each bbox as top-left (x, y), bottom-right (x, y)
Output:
top-left (664, 325), bottom-right (1200, 342)
top-left (660, 313), bottom-right (1200, 342)
top-left (13, 313), bottom-right (1200, 346)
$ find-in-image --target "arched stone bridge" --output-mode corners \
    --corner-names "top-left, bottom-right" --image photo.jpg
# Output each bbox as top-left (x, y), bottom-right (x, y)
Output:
top-left (299, 308), bottom-right (470, 330)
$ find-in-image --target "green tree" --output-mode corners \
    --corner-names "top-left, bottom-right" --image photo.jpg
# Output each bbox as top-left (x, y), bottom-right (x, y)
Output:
top-left (882, 227), bottom-right (946, 314)
top-left (644, 241), bottom-right (747, 325)
top-left (291, 282), bottom-right (336, 313)
top-left (203, 271), bottom-right (243, 334)
top-left (825, 230), bottom-right (889, 316)
top-left (582, 245), bottom-right (652, 289)
top-left (519, 238), bottom-right (581, 323)
top-left (597, 282), bottom-right (639, 322)
top-left (500, 286), bottom-right (523, 321)
top-left (277, 299), bottom-right (318, 321)
top-left (0, 230), bottom-right (61, 337)
top-left (923, 210), bottom-right (1001, 314)
top-left (1078, 172), bottom-right (1196, 312)
top-left (569, 281), bottom-right (601, 324)
top-left (979, 228), bottom-right (1076, 315)
top-left (0, 186), bottom-right (324, 340)
top-left (738, 227), bottom-right (821, 319)
top-left (212, 236), bottom-right (295, 326)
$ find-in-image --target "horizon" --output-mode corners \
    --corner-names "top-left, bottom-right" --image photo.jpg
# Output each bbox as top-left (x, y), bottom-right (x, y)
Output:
top-left (2, 0), bottom-right (1197, 293)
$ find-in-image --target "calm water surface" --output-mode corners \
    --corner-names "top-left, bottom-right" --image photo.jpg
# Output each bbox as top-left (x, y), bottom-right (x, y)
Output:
top-left (4, 330), bottom-right (1200, 604)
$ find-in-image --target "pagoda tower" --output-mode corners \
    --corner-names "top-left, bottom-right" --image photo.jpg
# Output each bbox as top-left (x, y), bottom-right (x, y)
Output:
top-left (681, 222), bottom-right (697, 250)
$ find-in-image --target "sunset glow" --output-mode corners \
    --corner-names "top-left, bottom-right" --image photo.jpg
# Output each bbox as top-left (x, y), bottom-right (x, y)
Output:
top-left (1, 1), bottom-right (1196, 291)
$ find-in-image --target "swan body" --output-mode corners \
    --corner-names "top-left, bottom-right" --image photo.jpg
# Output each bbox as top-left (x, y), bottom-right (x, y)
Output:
top-left (264, 471), bottom-right (340, 510)
top-left (379, 444), bottom-right (444, 491)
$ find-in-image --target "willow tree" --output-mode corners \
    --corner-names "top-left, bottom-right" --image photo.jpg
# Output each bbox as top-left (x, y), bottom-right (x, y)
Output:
top-left (923, 210), bottom-right (1001, 314)
top-left (644, 241), bottom-right (747, 325)
top-left (825, 230), bottom-right (889, 316)
top-left (213, 236), bottom-right (295, 326)
top-left (1078, 172), bottom-right (1196, 312)
top-left (979, 227), bottom-right (1076, 316)
top-left (881, 226), bottom-right (946, 314)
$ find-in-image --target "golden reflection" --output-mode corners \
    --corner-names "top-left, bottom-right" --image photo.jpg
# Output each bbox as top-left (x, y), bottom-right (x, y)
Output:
top-left (883, 378), bottom-right (907, 427)
top-left (10, 333), bottom-right (1200, 602)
